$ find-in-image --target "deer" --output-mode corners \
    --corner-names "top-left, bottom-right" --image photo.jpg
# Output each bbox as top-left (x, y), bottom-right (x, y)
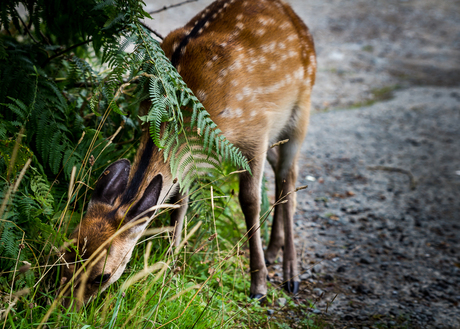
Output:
top-left (59, 0), bottom-right (316, 307)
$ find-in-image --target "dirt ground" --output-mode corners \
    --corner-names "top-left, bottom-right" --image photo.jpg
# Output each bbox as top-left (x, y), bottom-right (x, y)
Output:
top-left (144, 0), bottom-right (460, 327)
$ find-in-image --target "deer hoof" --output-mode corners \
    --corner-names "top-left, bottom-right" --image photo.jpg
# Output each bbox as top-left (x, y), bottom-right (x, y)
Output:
top-left (284, 280), bottom-right (300, 294)
top-left (250, 293), bottom-right (267, 303)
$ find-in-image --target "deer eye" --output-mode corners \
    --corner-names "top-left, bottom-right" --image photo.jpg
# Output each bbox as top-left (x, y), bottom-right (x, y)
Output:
top-left (93, 273), bottom-right (111, 285)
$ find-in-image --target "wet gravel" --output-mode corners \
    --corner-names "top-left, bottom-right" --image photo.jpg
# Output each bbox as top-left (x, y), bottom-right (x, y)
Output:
top-left (271, 88), bottom-right (460, 328)
top-left (265, 0), bottom-right (460, 327)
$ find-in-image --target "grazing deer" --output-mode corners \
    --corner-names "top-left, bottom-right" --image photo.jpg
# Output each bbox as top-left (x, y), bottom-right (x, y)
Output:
top-left (60, 0), bottom-right (316, 306)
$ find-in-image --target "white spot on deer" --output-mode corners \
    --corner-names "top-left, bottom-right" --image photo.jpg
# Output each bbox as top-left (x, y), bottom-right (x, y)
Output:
top-left (213, 13), bottom-right (218, 19)
top-left (236, 93), bottom-right (244, 101)
top-left (206, 60), bottom-right (213, 68)
top-left (250, 110), bottom-right (257, 118)
top-left (307, 65), bottom-right (314, 75)
top-left (236, 13), bottom-right (243, 20)
top-left (268, 41), bottom-right (277, 52)
top-left (197, 90), bottom-right (207, 102)
top-left (259, 55), bottom-right (266, 64)
top-left (267, 18), bottom-right (276, 25)
top-left (287, 34), bottom-right (298, 42)
top-left (231, 80), bottom-right (239, 87)
top-left (201, 13), bottom-right (206, 19)
top-left (255, 28), bottom-right (265, 36)
top-left (212, 55), bottom-right (219, 61)
top-left (278, 42), bottom-right (286, 49)
top-left (181, 46), bottom-right (187, 55)
top-left (177, 64), bottom-right (181, 73)
top-left (217, 77), bottom-right (224, 85)
top-left (234, 108), bottom-right (243, 117)
top-left (288, 50), bottom-right (297, 58)
top-left (221, 42), bottom-right (227, 47)
top-left (294, 67), bottom-right (304, 80)
top-left (258, 17), bottom-right (268, 26)
top-left (242, 86), bottom-right (251, 97)
top-left (309, 54), bottom-right (316, 65)
top-left (242, 1), bottom-right (249, 7)
top-left (198, 28), bottom-right (204, 34)
top-left (173, 42), bottom-right (180, 51)
top-left (204, 21), bottom-right (210, 28)
top-left (221, 107), bottom-right (233, 118)
top-left (233, 57), bottom-right (244, 71)
top-left (280, 22), bottom-right (290, 30)
top-left (270, 63), bottom-right (277, 70)
top-left (219, 68), bottom-right (228, 77)
top-left (223, 2), bottom-right (229, 8)
top-left (231, 30), bottom-right (241, 39)
top-left (236, 22), bottom-right (244, 30)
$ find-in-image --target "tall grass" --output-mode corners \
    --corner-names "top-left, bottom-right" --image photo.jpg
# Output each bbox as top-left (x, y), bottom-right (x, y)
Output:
top-left (0, 142), bottom-right (310, 328)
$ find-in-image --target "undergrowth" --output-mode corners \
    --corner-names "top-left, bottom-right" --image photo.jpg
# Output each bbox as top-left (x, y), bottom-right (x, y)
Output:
top-left (0, 0), bottom-right (318, 328)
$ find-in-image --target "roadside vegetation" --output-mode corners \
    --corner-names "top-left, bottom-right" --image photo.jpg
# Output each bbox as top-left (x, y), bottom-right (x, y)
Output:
top-left (0, 0), bottom-right (319, 327)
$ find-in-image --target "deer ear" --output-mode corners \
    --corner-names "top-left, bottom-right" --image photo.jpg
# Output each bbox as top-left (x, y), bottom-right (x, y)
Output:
top-left (91, 159), bottom-right (131, 205)
top-left (127, 174), bottom-right (163, 220)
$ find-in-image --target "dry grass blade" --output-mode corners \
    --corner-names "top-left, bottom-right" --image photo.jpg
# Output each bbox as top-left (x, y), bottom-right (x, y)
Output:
top-left (166, 284), bottom-right (201, 302)
top-left (75, 250), bottom-right (107, 309)
top-left (67, 166), bottom-right (76, 201)
top-left (174, 221), bottom-right (202, 255)
top-left (121, 262), bottom-right (166, 291)
top-left (270, 139), bottom-right (289, 148)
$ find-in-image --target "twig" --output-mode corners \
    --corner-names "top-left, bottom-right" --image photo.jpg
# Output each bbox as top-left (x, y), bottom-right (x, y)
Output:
top-left (42, 38), bottom-right (92, 67)
top-left (367, 165), bottom-right (417, 190)
top-left (270, 139), bottom-right (289, 148)
top-left (139, 21), bottom-right (164, 40)
top-left (16, 9), bottom-right (39, 44)
top-left (148, 0), bottom-right (199, 15)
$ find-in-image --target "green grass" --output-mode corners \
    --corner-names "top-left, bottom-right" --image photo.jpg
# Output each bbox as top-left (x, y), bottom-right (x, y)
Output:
top-left (348, 85), bottom-right (401, 109)
top-left (0, 165), bottom-right (322, 328)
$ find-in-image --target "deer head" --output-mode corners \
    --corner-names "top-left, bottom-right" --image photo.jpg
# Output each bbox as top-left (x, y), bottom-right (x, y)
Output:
top-left (60, 159), bottom-right (164, 308)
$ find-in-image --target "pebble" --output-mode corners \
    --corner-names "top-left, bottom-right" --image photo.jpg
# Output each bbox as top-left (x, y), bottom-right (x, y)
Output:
top-left (337, 265), bottom-right (347, 273)
top-left (276, 298), bottom-right (287, 307)
top-left (359, 257), bottom-right (372, 265)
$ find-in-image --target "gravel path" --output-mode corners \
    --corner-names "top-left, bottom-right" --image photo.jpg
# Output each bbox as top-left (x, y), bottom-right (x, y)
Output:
top-left (266, 0), bottom-right (460, 327)
top-left (144, 0), bottom-right (460, 327)
top-left (270, 87), bottom-right (460, 328)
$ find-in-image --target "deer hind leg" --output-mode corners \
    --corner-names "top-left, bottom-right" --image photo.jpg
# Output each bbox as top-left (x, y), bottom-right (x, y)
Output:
top-left (277, 98), bottom-right (311, 294)
top-left (168, 191), bottom-right (188, 247)
top-left (239, 154), bottom-right (268, 299)
top-left (264, 147), bottom-right (285, 265)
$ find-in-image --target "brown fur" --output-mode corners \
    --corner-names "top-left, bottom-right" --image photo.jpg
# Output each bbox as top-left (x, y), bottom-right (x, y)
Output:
top-left (60, 0), bottom-right (316, 307)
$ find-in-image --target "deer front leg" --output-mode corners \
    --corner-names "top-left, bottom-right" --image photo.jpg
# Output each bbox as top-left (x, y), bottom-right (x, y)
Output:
top-left (265, 148), bottom-right (284, 265)
top-left (239, 156), bottom-right (268, 300)
top-left (169, 191), bottom-right (188, 247)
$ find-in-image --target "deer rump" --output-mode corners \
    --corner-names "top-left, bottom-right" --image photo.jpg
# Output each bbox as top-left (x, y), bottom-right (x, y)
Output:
top-left (60, 0), bottom-right (316, 307)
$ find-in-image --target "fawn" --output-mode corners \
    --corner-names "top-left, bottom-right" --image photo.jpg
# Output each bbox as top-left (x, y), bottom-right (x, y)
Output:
top-left (60, 0), bottom-right (316, 307)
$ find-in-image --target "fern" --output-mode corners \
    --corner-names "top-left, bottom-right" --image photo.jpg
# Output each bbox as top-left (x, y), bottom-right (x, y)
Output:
top-left (122, 23), bottom-right (251, 194)
top-left (0, 0), bottom-right (252, 299)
